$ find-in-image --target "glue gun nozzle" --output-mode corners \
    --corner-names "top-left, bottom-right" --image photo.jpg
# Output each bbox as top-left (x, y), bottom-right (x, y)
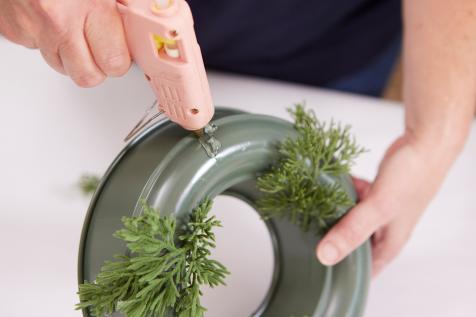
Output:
top-left (194, 124), bottom-right (221, 157)
top-left (193, 128), bottom-right (204, 137)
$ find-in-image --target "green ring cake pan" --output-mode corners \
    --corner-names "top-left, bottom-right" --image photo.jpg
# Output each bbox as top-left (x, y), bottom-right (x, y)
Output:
top-left (78, 107), bottom-right (371, 317)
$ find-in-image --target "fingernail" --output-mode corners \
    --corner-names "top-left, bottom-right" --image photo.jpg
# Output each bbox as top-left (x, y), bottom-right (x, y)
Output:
top-left (318, 242), bottom-right (339, 265)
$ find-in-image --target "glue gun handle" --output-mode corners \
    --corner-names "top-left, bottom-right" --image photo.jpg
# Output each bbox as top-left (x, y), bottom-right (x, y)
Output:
top-left (117, 0), bottom-right (214, 131)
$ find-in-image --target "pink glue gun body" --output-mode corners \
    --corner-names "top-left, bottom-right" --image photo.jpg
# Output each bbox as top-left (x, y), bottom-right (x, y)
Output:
top-left (118, 0), bottom-right (214, 131)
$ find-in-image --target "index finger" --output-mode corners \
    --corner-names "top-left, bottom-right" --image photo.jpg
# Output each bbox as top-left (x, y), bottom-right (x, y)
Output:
top-left (84, 3), bottom-right (130, 77)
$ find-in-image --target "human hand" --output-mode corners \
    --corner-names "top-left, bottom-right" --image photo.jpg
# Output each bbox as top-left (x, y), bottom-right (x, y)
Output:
top-left (316, 134), bottom-right (461, 276)
top-left (0, 0), bottom-right (130, 87)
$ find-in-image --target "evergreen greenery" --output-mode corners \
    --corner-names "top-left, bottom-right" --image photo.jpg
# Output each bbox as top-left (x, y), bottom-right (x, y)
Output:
top-left (79, 174), bottom-right (101, 195)
top-left (77, 103), bottom-right (364, 317)
top-left (257, 104), bottom-right (365, 234)
top-left (77, 199), bottom-right (229, 317)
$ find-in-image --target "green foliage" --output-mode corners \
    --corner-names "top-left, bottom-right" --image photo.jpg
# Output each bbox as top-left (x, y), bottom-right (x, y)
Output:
top-left (257, 104), bottom-right (365, 234)
top-left (79, 174), bottom-right (101, 195)
top-left (175, 199), bottom-right (229, 317)
top-left (77, 199), bottom-right (229, 317)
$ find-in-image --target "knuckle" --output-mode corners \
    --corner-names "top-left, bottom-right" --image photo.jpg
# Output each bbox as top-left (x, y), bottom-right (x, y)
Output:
top-left (23, 40), bottom-right (38, 49)
top-left (40, 50), bottom-right (66, 74)
top-left (1, 11), bottom-right (38, 48)
top-left (57, 37), bottom-right (77, 57)
top-left (96, 50), bottom-right (130, 76)
top-left (369, 195), bottom-right (395, 222)
top-left (36, 0), bottom-right (59, 17)
top-left (0, 28), bottom-right (22, 45)
top-left (72, 72), bottom-right (105, 88)
top-left (0, 21), bottom-right (12, 38)
top-left (340, 222), bottom-right (365, 248)
top-left (4, 31), bottom-right (37, 48)
top-left (35, 0), bottom-right (69, 36)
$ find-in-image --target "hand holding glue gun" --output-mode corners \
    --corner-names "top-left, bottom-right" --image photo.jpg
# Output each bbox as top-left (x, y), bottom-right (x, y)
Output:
top-left (0, 0), bottom-right (213, 133)
top-left (117, 0), bottom-right (215, 136)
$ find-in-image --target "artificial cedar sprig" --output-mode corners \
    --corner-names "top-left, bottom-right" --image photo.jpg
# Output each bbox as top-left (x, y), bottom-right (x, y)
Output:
top-left (257, 104), bottom-right (365, 234)
top-left (76, 198), bottom-right (229, 317)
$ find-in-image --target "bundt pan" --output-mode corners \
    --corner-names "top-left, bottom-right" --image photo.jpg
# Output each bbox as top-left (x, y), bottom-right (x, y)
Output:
top-left (78, 107), bottom-right (371, 317)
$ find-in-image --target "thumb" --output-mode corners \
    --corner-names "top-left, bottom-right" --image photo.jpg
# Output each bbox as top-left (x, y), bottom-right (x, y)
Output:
top-left (316, 137), bottom-right (411, 266)
top-left (316, 196), bottom-right (385, 266)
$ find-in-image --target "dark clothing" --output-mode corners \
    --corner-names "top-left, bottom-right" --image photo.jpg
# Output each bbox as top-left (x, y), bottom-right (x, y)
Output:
top-left (187, 0), bottom-right (402, 96)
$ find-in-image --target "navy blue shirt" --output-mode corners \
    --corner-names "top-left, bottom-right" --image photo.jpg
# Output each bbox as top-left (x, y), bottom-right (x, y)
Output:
top-left (187, 0), bottom-right (402, 93)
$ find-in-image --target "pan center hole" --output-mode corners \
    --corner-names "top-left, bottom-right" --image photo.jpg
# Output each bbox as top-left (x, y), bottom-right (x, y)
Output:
top-left (200, 195), bottom-right (276, 316)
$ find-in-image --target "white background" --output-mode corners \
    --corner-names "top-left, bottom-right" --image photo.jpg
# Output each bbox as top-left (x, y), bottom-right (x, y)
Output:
top-left (1, 38), bottom-right (476, 316)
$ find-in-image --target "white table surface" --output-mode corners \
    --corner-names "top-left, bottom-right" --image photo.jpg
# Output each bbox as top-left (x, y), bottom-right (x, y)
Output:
top-left (1, 37), bottom-right (476, 317)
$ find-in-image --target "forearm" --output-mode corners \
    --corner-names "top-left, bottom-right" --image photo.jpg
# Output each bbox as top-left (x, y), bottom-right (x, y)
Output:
top-left (320, 1), bottom-right (476, 274)
top-left (403, 0), bottom-right (476, 158)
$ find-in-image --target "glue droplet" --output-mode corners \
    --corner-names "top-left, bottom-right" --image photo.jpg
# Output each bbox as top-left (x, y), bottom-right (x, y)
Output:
top-left (196, 123), bottom-right (221, 158)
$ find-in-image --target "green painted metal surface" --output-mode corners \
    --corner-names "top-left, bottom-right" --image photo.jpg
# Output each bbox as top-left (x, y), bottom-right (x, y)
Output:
top-left (78, 108), bottom-right (371, 317)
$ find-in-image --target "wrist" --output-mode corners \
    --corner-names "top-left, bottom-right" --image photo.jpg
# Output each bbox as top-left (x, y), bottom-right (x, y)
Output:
top-left (403, 125), bottom-right (467, 168)
top-left (408, 124), bottom-right (467, 149)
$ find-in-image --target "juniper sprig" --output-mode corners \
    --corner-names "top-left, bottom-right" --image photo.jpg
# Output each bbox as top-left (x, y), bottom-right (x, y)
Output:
top-left (257, 104), bottom-right (365, 234)
top-left (77, 199), bottom-right (229, 317)
top-left (175, 199), bottom-right (230, 317)
top-left (285, 104), bottom-right (365, 176)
